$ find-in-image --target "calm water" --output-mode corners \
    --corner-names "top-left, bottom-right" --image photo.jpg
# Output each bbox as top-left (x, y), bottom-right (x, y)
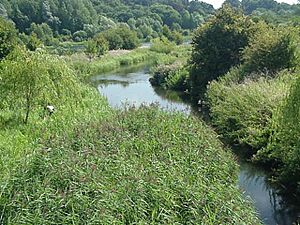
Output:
top-left (91, 64), bottom-right (300, 225)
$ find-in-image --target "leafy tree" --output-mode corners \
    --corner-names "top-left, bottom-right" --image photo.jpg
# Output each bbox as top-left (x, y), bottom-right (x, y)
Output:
top-left (85, 39), bottom-right (98, 61)
top-left (73, 30), bottom-right (88, 42)
top-left (100, 26), bottom-right (139, 50)
top-left (29, 22), bottom-right (54, 45)
top-left (190, 6), bottom-right (254, 100)
top-left (94, 34), bottom-right (109, 56)
top-left (0, 47), bottom-right (81, 124)
top-left (242, 23), bottom-right (297, 74)
top-left (0, 17), bottom-right (17, 60)
top-left (169, 31), bottom-right (183, 45)
top-left (26, 33), bottom-right (42, 51)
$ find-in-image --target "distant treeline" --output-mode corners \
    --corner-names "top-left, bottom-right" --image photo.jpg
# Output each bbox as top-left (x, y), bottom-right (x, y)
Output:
top-left (2, 0), bottom-right (299, 41)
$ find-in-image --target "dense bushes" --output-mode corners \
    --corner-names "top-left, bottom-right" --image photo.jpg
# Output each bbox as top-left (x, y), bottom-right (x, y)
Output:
top-left (261, 74), bottom-right (300, 185)
top-left (242, 23), bottom-right (297, 74)
top-left (207, 70), bottom-right (291, 151)
top-left (99, 26), bottom-right (140, 50)
top-left (150, 37), bottom-right (175, 54)
top-left (0, 106), bottom-right (261, 224)
top-left (150, 62), bottom-right (189, 91)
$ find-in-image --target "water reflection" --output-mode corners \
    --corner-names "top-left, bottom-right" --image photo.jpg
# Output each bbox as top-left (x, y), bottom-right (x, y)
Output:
top-left (92, 64), bottom-right (191, 114)
top-left (239, 161), bottom-right (300, 225)
top-left (91, 64), bottom-right (300, 225)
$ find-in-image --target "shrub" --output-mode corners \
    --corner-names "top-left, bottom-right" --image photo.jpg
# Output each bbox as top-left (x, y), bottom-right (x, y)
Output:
top-left (263, 74), bottom-right (300, 186)
top-left (100, 26), bottom-right (139, 50)
top-left (150, 62), bottom-right (189, 91)
top-left (243, 23), bottom-right (297, 74)
top-left (207, 69), bottom-right (291, 151)
top-left (150, 37), bottom-right (175, 54)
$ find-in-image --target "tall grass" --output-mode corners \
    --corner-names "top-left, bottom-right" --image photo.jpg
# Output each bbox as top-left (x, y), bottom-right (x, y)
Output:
top-left (1, 106), bottom-right (260, 224)
top-left (67, 49), bottom-right (157, 80)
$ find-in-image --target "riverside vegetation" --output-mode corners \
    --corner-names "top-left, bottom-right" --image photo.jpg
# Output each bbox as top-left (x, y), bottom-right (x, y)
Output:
top-left (2, 0), bottom-right (300, 223)
top-left (150, 5), bottom-right (300, 198)
top-left (0, 12), bottom-right (263, 225)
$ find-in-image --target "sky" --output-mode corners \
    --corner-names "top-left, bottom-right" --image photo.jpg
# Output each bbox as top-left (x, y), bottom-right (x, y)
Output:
top-left (201, 0), bottom-right (298, 8)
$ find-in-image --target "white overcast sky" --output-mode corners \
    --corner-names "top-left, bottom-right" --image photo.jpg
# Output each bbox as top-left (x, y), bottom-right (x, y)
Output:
top-left (202, 0), bottom-right (298, 8)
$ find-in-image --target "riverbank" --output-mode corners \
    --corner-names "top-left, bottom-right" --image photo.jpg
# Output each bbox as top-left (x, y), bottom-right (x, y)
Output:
top-left (0, 49), bottom-right (261, 224)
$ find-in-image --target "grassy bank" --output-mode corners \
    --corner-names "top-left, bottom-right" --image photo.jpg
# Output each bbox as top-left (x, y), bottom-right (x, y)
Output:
top-left (1, 106), bottom-right (261, 224)
top-left (66, 48), bottom-right (156, 80)
top-left (0, 49), bottom-right (261, 224)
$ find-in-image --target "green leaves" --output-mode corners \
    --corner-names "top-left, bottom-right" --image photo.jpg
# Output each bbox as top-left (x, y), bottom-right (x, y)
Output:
top-left (0, 48), bottom-right (81, 123)
top-left (0, 17), bottom-right (17, 60)
top-left (190, 6), bottom-right (253, 100)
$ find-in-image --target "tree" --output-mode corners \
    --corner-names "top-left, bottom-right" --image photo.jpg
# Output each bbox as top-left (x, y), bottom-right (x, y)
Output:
top-left (85, 39), bottom-right (98, 61)
top-left (0, 48), bottom-right (80, 124)
top-left (242, 23), bottom-right (297, 74)
top-left (0, 17), bottom-right (17, 60)
top-left (94, 35), bottom-right (109, 56)
top-left (26, 33), bottom-right (42, 51)
top-left (190, 6), bottom-right (254, 100)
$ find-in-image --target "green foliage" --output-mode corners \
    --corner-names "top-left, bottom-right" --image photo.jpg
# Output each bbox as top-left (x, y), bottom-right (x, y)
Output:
top-left (242, 23), bottom-right (297, 74)
top-left (169, 31), bottom-right (184, 45)
top-left (263, 74), bottom-right (300, 185)
top-left (73, 30), bottom-right (88, 42)
top-left (150, 37), bottom-right (175, 54)
top-left (4, 0), bottom-right (214, 38)
top-left (0, 106), bottom-right (261, 224)
top-left (150, 62), bottom-right (189, 91)
top-left (29, 22), bottom-right (55, 46)
top-left (26, 33), bottom-right (42, 51)
top-left (190, 6), bottom-right (254, 101)
top-left (0, 47), bottom-right (81, 124)
top-left (100, 26), bottom-right (139, 50)
top-left (94, 35), bottom-right (109, 56)
top-left (85, 39), bottom-right (98, 61)
top-left (0, 17), bottom-right (17, 60)
top-left (207, 69), bottom-right (291, 152)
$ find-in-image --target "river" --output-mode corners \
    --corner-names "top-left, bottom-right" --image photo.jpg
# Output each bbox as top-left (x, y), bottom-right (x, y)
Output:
top-left (90, 63), bottom-right (300, 225)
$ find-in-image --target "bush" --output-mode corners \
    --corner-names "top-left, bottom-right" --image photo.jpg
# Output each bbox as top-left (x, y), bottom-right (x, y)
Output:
top-left (100, 26), bottom-right (139, 50)
top-left (150, 62), bottom-right (189, 91)
top-left (242, 23), bottom-right (297, 74)
top-left (73, 30), bottom-right (88, 42)
top-left (0, 47), bottom-right (81, 124)
top-left (263, 74), bottom-right (300, 186)
top-left (207, 69), bottom-right (291, 151)
top-left (150, 37), bottom-right (175, 54)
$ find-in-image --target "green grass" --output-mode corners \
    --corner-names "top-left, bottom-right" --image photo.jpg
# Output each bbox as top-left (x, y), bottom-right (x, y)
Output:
top-left (1, 106), bottom-right (260, 224)
top-left (0, 48), bottom-right (261, 224)
top-left (67, 48), bottom-right (157, 80)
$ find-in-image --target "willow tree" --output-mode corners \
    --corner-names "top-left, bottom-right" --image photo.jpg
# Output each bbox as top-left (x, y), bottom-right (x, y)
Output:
top-left (0, 48), bottom-right (81, 124)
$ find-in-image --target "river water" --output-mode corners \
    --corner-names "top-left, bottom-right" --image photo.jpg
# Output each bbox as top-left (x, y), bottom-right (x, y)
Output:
top-left (91, 64), bottom-right (300, 225)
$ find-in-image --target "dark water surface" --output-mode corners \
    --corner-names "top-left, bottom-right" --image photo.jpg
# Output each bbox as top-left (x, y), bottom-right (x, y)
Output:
top-left (91, 64), bottom-right (300, 225)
